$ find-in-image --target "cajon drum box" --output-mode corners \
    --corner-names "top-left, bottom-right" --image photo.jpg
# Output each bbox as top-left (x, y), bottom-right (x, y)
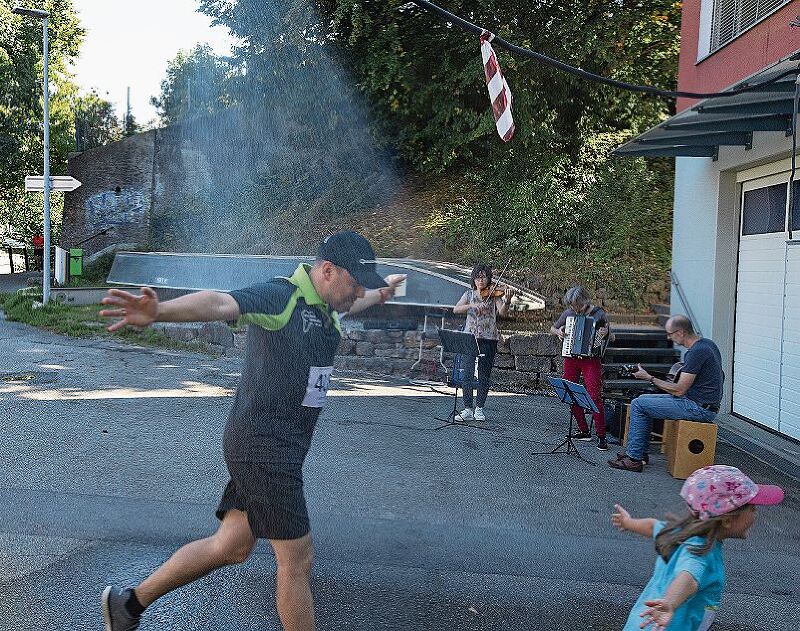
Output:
top-left (667, 420), bottom-right (718, 479)
top-left (661, 419), bottom-right (677, 454)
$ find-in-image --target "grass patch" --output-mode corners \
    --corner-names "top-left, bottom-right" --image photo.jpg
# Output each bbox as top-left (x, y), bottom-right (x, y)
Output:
top-left (0, 292), bottom-right (218, 355)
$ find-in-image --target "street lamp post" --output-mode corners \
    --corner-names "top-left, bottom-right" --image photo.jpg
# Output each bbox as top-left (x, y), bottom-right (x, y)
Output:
top-left (13, 5), bottom-right (51, 303)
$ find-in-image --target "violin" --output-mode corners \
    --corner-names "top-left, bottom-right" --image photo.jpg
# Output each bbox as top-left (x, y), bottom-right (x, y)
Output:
top-left (481, 258), bottom-right (517, 304)
top-left (480, 284), bottom-right (516, 300)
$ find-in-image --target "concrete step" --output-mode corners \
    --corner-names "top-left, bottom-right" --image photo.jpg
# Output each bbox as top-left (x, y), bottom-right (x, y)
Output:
top-left (603, 362), bottom-right (675, 377)
top-left (611, 313), bottom-right (661, 325)
top-left (610, 331), bottom-right (670, 347)
top-left (605, 347), bottom-right (681, 362)
top-left (651, 303), bottom-right (670, 316)
top-left (603, 378), bottom-right (654, 399)
top-left (611, 324), bottom-right (665, 333)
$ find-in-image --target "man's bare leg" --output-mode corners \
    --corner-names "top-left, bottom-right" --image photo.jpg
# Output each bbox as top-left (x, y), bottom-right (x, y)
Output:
top-left (270, 533), bottom-right (315, 631)
top-left (135, 509), bottom-right (256, 607)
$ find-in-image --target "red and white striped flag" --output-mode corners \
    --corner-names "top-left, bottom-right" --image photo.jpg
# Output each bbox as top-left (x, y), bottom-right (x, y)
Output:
top-left (480, 31), bottom-right (515, 142)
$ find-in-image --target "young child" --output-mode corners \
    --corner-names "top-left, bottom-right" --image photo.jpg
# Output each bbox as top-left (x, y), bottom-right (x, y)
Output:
top-left (611, 465), bottom-right (785, 630)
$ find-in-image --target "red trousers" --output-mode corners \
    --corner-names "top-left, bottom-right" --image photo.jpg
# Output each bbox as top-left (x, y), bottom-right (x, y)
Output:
top-left (563, 357), bottom-right (605, 437)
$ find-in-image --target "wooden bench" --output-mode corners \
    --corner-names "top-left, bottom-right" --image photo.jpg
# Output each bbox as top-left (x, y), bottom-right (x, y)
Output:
top-left (620, 403), bottom-right (664, 447)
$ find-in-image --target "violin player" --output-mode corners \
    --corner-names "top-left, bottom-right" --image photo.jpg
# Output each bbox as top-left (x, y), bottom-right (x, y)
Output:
top-left (452, 262), bottom-right (516, 422)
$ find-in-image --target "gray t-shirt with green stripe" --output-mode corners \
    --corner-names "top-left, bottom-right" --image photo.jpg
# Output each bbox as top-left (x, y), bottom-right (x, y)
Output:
top-left (223, 264), bottom-right (341, 464)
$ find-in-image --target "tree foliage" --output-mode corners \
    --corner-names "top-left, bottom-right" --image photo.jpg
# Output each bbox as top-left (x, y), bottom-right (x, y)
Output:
top-left (191, 0), bottom-right (679, 302)
top-left (122, 108), bottom-right (140, 137)
top-left (0, 0), bottom-right (83, 240)
top-left (200, 0), bottom-right (680, 168)
top-left (151, 44), bottom-right (237, 126)
top-left (74, 89), bottom-right (123, 151)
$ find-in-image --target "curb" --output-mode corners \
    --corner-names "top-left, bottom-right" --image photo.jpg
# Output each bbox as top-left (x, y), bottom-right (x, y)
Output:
top-left (717, 416), bottom-right (800, 481)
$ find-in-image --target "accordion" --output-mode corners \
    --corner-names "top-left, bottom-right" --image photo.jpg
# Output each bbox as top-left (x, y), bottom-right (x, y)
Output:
top-left (561, 315), bottom-right (604, 358)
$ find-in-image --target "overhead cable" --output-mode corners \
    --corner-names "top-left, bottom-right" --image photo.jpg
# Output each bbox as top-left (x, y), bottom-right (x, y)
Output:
top-left (409, 0), bottom-right (799, 100)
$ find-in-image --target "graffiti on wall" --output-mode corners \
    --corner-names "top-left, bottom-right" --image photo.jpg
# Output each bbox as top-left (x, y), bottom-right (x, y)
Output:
top-left (84, 189), bottom-right (146, 232)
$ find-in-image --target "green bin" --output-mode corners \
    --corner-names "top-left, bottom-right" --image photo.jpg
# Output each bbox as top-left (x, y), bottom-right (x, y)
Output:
top-left (68, 248), bottom-right (84, 277)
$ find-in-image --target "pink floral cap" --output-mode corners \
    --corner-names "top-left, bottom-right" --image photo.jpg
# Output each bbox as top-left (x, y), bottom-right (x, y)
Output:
top-left (680, 465), bottom-right (785, 520)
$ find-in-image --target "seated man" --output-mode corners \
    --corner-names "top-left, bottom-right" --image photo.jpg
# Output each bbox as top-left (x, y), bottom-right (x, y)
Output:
top-left (609, 314), bottom-right (723, 473)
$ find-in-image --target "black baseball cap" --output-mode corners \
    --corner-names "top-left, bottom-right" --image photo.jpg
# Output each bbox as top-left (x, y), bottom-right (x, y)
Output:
top-left (318, 232), bottom-right (387, 289)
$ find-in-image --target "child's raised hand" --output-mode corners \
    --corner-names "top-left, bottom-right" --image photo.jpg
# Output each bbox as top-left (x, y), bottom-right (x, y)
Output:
top-left (639, 599), bottom-right (674, 630)
top-left (611, 503), bottom-right (630, 531)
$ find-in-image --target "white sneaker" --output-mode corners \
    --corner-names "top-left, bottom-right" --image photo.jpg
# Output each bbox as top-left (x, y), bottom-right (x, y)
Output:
top-left (455, 408), bottom-right (474, 421)
top-left (473, 407), bottom-right (486, 421)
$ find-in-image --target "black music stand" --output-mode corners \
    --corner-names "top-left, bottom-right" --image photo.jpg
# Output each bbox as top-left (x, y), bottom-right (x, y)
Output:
top-left (532, 377), bottom-right (598, 465)
top-left (433, 329), bottom-right (491, 431)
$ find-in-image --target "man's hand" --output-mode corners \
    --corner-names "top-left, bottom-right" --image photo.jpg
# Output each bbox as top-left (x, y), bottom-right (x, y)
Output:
top-left (639, 599), bottom-right (675, 630)
top-left (555, 325), bottom-right (565, 341)
top-left (633, 364), bottom-right (652, 381)
top-left (611, 503), bottom-right (632, 532)
top-left (100, 287), bottom-right (159, 332)
top-left (378, 274), bottom-right (407, 303)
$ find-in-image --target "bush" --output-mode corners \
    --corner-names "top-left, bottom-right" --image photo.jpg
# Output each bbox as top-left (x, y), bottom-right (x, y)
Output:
top-left (430, 133), bottom-right (672, 308)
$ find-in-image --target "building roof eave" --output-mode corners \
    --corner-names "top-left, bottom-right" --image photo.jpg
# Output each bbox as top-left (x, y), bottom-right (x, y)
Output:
top-left (614, 60), bottom-right (799, 159)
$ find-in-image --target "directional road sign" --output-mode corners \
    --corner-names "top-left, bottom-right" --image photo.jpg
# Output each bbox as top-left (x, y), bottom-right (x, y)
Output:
top-left (24, 175), bottom-right (82, 192)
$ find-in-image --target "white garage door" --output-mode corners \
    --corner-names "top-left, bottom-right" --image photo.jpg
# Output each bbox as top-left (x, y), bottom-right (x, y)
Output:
top-left (780, 242), bottom-right (800, 440)
top-left (733, 172), bottom-right (800, 440)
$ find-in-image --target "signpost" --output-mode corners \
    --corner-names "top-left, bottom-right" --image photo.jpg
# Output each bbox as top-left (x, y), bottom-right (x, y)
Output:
top-left (22, 175), bottom-right (81, 302)
top-left (24, 176), bottom-right (82, 192)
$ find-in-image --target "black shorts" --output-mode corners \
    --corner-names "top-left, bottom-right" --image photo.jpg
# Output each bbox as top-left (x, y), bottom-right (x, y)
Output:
top-left (216, 460), bottom-right (309, 540)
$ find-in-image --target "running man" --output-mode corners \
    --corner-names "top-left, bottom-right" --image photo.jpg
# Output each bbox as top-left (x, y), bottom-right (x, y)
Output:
top-left (99, 232), bottom-right (405, 631)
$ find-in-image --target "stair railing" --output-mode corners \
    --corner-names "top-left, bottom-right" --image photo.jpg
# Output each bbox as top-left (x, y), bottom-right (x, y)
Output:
top-left (668, 270), bottom-right (703, 337)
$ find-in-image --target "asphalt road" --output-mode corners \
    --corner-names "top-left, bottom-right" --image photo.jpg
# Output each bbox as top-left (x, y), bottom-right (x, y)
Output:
top-left (1, 313), bottom-right (798, 630)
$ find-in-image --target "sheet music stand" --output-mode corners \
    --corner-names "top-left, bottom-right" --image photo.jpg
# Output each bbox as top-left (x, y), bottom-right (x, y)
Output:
top-left (433, 329), bottom-right (491, 431)
top-left (532, 377), bottom-right (598, 465)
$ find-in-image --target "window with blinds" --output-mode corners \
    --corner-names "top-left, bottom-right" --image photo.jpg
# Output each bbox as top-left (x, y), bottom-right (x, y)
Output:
top-left (710, 0), bottom-right (790, 52)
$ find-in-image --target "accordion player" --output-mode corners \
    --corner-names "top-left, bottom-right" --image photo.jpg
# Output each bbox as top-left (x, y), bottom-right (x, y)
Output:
top-left (561, 315), bottom-right (606, 358)
top-left (550, 286), bottom-right (610, 449)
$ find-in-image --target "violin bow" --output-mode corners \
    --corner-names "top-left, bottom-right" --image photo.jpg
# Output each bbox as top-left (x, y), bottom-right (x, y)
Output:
top-left (484, 258), bottom-right (512, 304)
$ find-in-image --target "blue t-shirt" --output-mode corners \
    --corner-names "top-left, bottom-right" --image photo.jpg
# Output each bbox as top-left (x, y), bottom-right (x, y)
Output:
top-left (624, 521), bottom-right (725, 631)
top-left (682, 338), bottom-right (724, 405)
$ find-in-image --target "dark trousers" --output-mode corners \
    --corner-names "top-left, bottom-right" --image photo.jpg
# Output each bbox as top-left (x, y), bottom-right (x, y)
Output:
top-left (563, 356), bottom-right (606, 438)
top-left (461, 338), bottom-right (498, 408)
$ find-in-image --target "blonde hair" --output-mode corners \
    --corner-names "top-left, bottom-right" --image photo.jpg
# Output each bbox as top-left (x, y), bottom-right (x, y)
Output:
top-left (655, 506), bottom-right (749, 561)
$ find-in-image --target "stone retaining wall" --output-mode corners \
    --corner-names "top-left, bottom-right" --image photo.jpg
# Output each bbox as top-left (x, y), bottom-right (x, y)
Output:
top-left (151, 321), bottom-right (562, 393)
top-left (527, 274), bottom-right (671, 314)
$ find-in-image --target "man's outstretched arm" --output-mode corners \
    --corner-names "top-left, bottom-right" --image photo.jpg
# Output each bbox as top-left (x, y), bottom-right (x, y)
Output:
top-left (347, 274), bottom-right (407, 315)
top-left (100, 287), bottom-right (241, 332)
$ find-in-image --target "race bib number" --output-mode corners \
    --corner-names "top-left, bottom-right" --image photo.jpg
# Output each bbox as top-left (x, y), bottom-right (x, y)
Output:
top-left (302, 366), bottom-right (333, 408)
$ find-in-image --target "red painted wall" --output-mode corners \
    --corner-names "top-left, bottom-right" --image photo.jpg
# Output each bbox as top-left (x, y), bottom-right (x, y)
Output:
top-left (677, 0), bottom-right (800, 111)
